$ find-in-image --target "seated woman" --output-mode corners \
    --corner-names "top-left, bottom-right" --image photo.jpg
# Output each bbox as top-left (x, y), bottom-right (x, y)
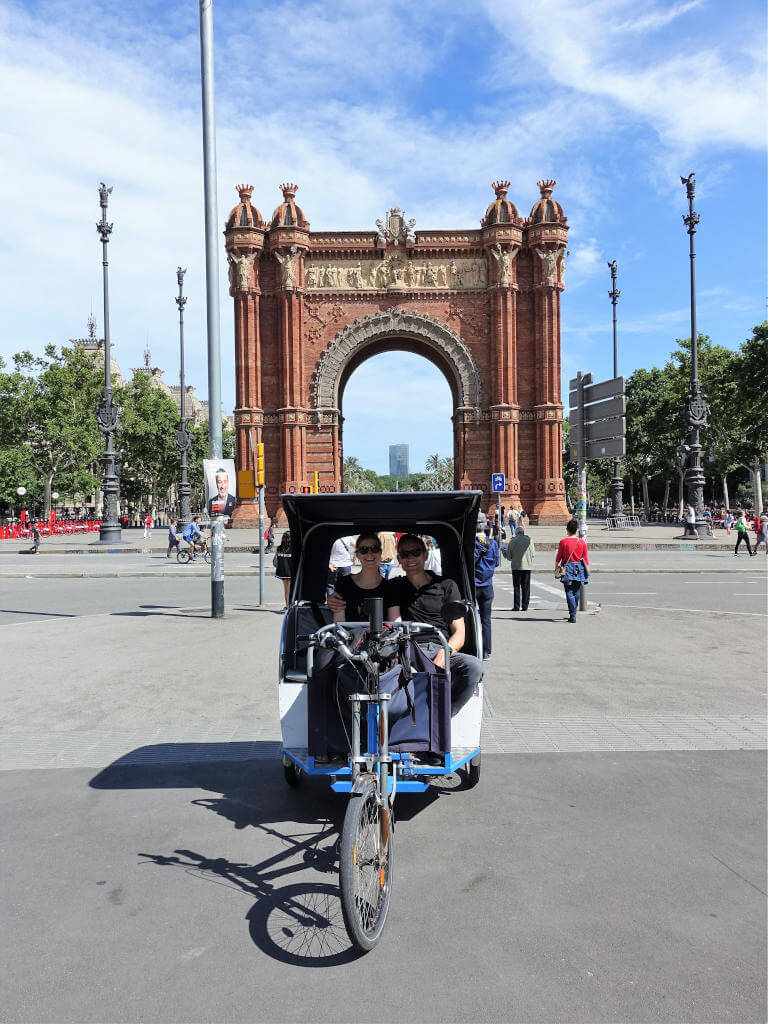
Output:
top-left (330, 531), bottom-right (389, 622)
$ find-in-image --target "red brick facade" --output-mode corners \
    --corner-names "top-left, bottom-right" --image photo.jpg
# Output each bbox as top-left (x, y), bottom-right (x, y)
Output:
top-left (225, 180), bottom-right (570, 525)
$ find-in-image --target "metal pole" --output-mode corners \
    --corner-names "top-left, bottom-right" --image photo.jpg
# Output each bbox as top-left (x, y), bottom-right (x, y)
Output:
top-left (95, 183), bottom-right (122, 544)
top-left (175, 268), bottom-right (191, 531)
top-left (680, 173), bottom-right (708, 531)
top-left (575, 371), bottom-right (588, 611)
top-left (608, 260), bottom-right (623, 518)
top-left (199, 0), bottom-right (224, 616)
top-left (258, 483), bottom-right (265, 606)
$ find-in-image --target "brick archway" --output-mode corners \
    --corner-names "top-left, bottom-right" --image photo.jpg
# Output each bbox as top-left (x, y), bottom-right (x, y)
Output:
top-left (225, 181), bottom-right (570, 524)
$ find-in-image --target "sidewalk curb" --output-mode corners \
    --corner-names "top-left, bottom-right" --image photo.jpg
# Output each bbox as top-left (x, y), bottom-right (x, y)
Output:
top-left (0, 568), bottom-right (762, 580)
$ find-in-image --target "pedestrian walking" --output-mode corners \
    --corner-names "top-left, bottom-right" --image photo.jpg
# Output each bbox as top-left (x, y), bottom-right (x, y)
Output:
top-left (555, 519), bottom-right (590, 623)
top-left (733, 510), bottom-right (755, 556)
top-left (505, 524), bottom-right (535, 611)
top-left (723, 510), bottom-right (733, 535)
top-left (265, 520), bottom-right (275, 553)
top-left (329, 534), bottom-right (355, 582)
top-left (274, 531), bottom-right (293, 609)
top-left (378, 531), bottom-right (397, 578)
top-left (30, 524), bottom-right (41, 555)
top-left (474, 512), bottom-right (500, 660)
top-left (167, 517), bottom-right (180, 558)
top-left (143, 512), bottom-right (153, 539)
top-left (682, 503), bottom-right (698, 539)
top-left (753, 512), bottom-right (768, 555)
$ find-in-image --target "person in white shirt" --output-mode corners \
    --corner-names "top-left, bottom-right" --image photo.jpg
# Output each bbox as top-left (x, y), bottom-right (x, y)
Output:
top-left (329, 535), bottom-right (356, 580)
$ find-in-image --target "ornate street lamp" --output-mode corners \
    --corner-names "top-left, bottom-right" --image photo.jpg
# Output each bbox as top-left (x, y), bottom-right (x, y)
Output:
top-left (95, 182), bottom-right (122, 543)
top-left (175, 267), bottom-right (192, 529)
top-left (681, 173), bottom-right (709, 528)
top-left (608, 259), bottom-right (624, 518)
top-left (16, 486), bottom-right (26, 522)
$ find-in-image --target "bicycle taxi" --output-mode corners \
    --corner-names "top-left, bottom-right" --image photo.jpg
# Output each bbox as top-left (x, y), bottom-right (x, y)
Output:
top-left (278, 491), bottom-right (484, 951)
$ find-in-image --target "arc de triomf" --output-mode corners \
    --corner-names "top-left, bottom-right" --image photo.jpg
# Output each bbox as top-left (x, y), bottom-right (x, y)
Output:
top-left (224, 179), bottom-right (570, 525)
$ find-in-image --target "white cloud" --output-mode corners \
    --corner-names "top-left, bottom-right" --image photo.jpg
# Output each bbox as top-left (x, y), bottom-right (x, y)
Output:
top-left (481, 0), bottom-right (766, 152)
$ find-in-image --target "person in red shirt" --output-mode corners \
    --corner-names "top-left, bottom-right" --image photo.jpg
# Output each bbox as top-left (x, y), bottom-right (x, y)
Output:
top-left (555, 519), bottom-right (590, 623)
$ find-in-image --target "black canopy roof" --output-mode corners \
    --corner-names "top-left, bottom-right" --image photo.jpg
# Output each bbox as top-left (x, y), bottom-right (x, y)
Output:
top-left (281, 491), bottom-right (483, 603)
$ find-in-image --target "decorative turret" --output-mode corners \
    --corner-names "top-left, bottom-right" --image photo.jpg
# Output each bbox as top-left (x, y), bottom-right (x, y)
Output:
top-left (528, 179), bottom-right (566, 225)
top-left (270, 183), bottom-right (309, 229)
top-left (224, 183), bottom-right (266, 265)
top-left (483, 181), bottom-right (520, 226)
top-left (225, 184), bottom-right (264, 229)
top-left (482, 180), bottom-right (523, 269)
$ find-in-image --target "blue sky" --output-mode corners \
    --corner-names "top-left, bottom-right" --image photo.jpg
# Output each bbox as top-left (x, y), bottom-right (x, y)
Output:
top-left (1, 0), bottom-right (765, 476)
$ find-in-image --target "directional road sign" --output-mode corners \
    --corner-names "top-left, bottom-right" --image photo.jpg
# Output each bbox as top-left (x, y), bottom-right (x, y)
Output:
top-left (491, 473), bottom-right (505, 493)
top-left (583, 416), bottom-right (626, 442)
top-left (568, 375), bottom-right (625, 407)
top-left (583, 436), bottom-right (626, 460)
top-left (569, 394), bottom-right (626, 419)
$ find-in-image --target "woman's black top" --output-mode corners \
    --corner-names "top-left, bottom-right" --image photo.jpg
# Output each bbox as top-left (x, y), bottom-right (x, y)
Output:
top-left (334, 573), bottom-right (389, 622)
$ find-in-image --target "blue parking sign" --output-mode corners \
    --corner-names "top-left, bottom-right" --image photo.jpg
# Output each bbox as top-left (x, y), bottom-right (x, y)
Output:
top-left (491, 473), bottom-right (505, 492)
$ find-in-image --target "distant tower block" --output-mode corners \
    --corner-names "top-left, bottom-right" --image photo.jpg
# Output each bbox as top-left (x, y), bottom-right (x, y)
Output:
top-left (389, 444), bottom-right (409, 479)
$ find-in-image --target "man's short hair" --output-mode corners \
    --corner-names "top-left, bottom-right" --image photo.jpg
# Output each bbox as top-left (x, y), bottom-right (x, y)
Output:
top-left (396, 533), bottom-right (426, 554)
top-left (215, 469), bottom-right (228, 480)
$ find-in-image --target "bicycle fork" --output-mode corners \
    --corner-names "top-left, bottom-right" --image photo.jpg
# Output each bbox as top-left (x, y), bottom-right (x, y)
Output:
top-left (349, 691), bottom-right (393, 847)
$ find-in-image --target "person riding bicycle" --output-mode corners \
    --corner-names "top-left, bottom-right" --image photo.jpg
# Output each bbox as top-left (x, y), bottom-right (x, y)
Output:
top-left (182, 515), bottom-right (204, 561)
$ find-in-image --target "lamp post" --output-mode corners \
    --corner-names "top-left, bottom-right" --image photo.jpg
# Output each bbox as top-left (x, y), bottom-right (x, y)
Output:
top-left (608, 259), bottom-right (624, 518)
top-left (95, 182), bottom-right (122, 544)
top-left (175, 267), bottom-right (192, 530)
top-left (16, 486), bottom-right (26, 524)
top-left (681, 173), bottom-right (709, 529)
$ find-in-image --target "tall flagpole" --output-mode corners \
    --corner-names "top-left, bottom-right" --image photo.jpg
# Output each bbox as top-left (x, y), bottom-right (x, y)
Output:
top-left (199, 0), bottom-right (224, 617)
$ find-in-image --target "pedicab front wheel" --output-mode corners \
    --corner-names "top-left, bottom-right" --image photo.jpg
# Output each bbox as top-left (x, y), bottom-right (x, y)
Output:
top-left (339, 777), bottom-right (393, 953)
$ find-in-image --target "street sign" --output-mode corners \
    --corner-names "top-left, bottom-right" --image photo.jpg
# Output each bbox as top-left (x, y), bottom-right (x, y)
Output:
top-left (569, 372), bottom-right (593, 390)
top-left (583, 436), bottom-right (626, 460)
top-left (570, 394), bottom-right (626, 420)
top-left (585, 416), bottom-right (625, 442)
top-left (491, 473), bottom-right (505, 492)
top-left (582, 375), bottom-right (625, 405)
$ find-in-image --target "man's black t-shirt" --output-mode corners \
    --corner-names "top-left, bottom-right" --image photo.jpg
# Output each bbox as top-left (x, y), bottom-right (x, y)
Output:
top-left (386, 574), bottom-right (462, 631)
top-left (335, 574), bottom-right (389, 621)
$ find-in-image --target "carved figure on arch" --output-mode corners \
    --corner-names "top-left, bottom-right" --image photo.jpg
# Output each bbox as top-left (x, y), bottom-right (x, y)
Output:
top-left (305, 264), bottom-right (318, 289)
top-left (228, 252), bottom-right (256, 294)
top-left (534, 246), bottom-right (563, 287)
top-left (490, 244), bottom-right (517, 286)
top-left (274, 246), bottom-right (300, 289)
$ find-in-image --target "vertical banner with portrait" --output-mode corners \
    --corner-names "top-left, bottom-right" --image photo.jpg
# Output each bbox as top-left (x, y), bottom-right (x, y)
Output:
top-left (204, 459), bottom-right (237, 517)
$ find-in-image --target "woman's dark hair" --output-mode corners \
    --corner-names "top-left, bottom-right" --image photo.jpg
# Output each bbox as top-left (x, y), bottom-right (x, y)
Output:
top-left (277, 531), bottom-right (291, 553)
top-left (566, 519), bottom-right (578, 535)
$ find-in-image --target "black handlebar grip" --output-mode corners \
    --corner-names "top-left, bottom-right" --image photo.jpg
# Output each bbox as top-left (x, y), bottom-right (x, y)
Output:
top-left (365, 596), bottom-right (383, 636)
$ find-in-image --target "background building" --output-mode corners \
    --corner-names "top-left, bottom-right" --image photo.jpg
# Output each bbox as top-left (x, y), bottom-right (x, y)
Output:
top-left (389, 444), bottom-right (409, 479)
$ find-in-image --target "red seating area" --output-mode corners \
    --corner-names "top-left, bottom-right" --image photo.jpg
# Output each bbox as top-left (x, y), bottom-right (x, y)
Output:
top-left (0, 520), bottom-right (102, 539)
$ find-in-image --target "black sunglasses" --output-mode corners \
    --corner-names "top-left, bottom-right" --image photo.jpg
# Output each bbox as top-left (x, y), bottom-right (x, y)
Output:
top-left (357, 544), bottom-right (381, 555)
top-left (398, 548), bottom-right (425, 558)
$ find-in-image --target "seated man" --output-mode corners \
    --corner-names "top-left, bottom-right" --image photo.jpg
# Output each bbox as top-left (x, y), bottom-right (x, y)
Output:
top-left (182, 515), bottom-right (204, 561)
top-left (386, 533), bottom-right (482, 715)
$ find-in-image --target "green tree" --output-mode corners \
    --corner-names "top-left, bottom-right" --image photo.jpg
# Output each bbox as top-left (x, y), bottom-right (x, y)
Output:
top-left (424, 453), bottom-right (454, 490)
top-left (342, 455), bottom-right (374, 493)
top-left (0, 345), bottom-right (103, 517)
top-left (116, 373), bottom-right (180, 512)
top-left (731, 322), bottom-right (768, 511)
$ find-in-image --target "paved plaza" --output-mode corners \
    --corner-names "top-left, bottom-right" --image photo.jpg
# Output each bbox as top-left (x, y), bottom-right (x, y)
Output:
top-left (1, 545), bottom-right (765, 1023)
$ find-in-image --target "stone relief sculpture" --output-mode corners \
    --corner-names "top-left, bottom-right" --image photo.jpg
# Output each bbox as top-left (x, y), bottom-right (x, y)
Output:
top-left (228, 252), bottom-right (256, 293)
top-left (274, 246), bottom-right (299, 288)
top-left (535, 246), bottom-right (563, 287)
top-left (303, 257), bottom-right (488, 291)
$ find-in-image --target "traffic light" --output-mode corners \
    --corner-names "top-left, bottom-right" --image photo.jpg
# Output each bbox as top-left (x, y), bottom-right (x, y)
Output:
top-left (301, 486), bottom-right (312, 493)
top-left (256, 442), bottom-right (265, 486)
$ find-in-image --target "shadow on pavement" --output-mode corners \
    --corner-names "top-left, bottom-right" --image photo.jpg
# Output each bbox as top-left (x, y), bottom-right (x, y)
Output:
top-left (90, 743), bottom-right (453, 966)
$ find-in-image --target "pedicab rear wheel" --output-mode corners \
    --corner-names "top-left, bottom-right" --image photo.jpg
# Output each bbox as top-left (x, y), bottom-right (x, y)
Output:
top-left (283, 760), bottom-right (302, 788)
top-left (464, 752), bottom-right (481, 788)
top-left (339, 777), bottom-right (393, 953)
